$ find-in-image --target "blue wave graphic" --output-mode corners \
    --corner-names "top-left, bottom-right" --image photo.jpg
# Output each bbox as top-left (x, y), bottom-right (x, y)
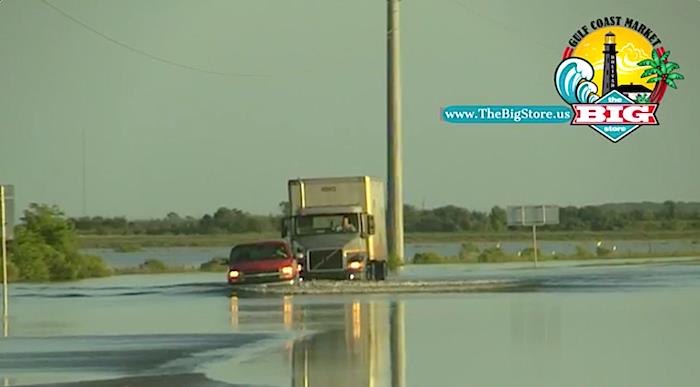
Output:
top-left (555, 58), bottom-right (599, 104)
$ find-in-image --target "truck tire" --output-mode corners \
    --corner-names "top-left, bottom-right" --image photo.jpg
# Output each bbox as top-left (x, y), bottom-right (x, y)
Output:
top-left (364, 261), bottom-right (375, 281)
top-left (375, 261), bottom-right (387, 281)
top-left (365, 261), bottom-right (386, 281)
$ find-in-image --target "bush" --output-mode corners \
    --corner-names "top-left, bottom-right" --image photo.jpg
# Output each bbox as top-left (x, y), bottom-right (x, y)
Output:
top-left (478, 247), bottom-right (508, 263)
top-left (200, 257), bottom-right (229, 272)
top-left (77, 255), bottom-right (112, 278)
top-left (518, 247), bottom-right (541, 258)
top-left (113, 244), bottom-right (143, 253)
top-left (596, 246), bottom-right (613, 257)
top-left (388, 254), bottom-right (404, 271)
top-left (8, 204), bottom-right (113, 282)
top-left (139, 259), bottom-right (168, 273)
top-left (574, 245), bottom-right (593, 258)
top-left (458, 242), bottom-right (480, 262)
top-left (47, 251), bottom-right (78, 281)
top-left (11, 233), bottom-right (54, 281)
top-left (413, 251), bottom-right (445, 264)
top-left (0, 260), bottom-right (20, 282)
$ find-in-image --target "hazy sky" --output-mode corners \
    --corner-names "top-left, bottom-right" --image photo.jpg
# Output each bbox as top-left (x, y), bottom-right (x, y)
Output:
top-left (0, 0), bottom-right (698, 219)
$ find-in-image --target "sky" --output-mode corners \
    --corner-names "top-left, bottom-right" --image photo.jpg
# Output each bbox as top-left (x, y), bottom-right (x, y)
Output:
top-left (0, 0), bottom-right (698, 219)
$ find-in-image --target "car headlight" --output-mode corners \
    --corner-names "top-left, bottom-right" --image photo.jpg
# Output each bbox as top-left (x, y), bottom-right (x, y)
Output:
top-left (280, 266), bottom-right (294, 277)
top-left (228, 270), bottom-right (240, 279)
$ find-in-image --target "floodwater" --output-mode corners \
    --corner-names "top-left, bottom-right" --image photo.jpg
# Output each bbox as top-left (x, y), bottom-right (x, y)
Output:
top-left (1, 261), bottom-right (700, 386)
top-left (85, 239), bottom-right (700, 268)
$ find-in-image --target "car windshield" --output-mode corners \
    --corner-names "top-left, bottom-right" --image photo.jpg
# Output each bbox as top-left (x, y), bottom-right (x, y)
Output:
top-left (295, 214), bottom-right (359, 235)
top-left (229, 244), bottom-right (288, 263)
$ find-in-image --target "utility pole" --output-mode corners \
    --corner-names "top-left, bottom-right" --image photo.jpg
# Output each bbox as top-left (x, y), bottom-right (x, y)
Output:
top-left (387, 0), bottom-right (404, 262)
top-left (82, 129), bottom-right (87, 216)
top-left (1, 185), bottom-right (8, 330)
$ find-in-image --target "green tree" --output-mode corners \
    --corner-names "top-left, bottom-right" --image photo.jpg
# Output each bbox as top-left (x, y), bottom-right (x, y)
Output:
top-left (662, 200), bottom-right (676, 220)
top-left (488, 206), bottom-right (507, 232)
top-left (10, 203), bottom-right (111, 281)
top-left (22, 204), bottom-right (78, 254)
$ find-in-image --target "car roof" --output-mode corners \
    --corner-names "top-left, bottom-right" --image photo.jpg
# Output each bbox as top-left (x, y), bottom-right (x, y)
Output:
top-left (233, 240), bottom-right (288, 248)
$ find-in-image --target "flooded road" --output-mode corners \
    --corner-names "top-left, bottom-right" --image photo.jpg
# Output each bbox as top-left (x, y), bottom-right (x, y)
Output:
top-left (84, 239), bottom-right (700, 268)
top-left (1, 261), bottom-right (700, 387)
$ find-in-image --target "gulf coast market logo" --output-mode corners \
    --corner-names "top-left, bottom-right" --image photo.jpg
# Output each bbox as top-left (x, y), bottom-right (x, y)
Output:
top-left (441, 17), bottom-right (685, 143)
top-left (556, 17), bottom-right (684, 142)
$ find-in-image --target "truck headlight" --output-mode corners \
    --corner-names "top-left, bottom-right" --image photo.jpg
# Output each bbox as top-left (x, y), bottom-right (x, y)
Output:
top-left (228, 270), bottom-right (240, 279)
top-left (346, 253), bottom-right (367, 271)
top-left (348, 261), bottom-right (363, 270)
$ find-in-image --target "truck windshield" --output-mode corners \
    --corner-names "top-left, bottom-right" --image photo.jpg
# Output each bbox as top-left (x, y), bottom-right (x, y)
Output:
top-left (296, 214), bottom-right (359, 235)
top-left (229, 244), bottom-right (288, 263)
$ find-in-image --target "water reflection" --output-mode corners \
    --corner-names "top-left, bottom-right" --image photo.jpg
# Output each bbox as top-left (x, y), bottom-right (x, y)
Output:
top-left (2, 315), bottom-right (7, 387)
top-left (509, 298), bottom-right (562, 351)
top-left (228, 296), bottom-right (406, 387)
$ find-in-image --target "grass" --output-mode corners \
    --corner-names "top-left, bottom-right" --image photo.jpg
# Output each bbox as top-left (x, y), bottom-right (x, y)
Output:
top-left (78, 233), bottom-right (278, 249)
top-left (77, 230), bottom-right (700, 249)
top-left (113, 265), bottom-right (199, 275)
top-left (410, 248), bottom-right (700, 265)
top-left (112, 257), bottom-right (230, 276)
top-left (405, 230), bottom-right (700, 243)
top-left (112, 244), bottom-right (144, 253)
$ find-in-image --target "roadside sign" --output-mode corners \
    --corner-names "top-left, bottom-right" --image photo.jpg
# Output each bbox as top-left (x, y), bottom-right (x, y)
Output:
top-left (507, 205), bottom-right (559, 226)
top-left (506, 205), bottom-right (559, 268)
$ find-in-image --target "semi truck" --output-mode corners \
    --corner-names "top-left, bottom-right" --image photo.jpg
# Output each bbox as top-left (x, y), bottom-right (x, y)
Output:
top-left (283, 176), bottom-right (388, 281)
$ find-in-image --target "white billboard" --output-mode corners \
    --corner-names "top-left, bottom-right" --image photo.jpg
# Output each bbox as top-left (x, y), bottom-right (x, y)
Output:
top-left (507, 205), bottom-right (559, 226)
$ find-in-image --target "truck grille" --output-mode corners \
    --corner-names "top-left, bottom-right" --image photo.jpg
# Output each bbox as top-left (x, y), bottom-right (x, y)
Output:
top-left (308, 249), bottom-right (343, 271)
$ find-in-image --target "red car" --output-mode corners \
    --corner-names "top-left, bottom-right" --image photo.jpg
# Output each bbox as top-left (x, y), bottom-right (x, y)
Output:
top-left (227, 240), bottom-right (301, 285)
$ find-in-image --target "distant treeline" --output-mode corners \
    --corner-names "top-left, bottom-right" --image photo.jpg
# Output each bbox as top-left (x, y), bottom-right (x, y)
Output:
top-left (70, 200), bottom-right (700, 235)
top-left (72, 207), bottom-right (280, 235)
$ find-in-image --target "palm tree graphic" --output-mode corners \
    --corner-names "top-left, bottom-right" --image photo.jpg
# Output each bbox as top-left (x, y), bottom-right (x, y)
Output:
top-left (638, 50), bottom-right (684, 102)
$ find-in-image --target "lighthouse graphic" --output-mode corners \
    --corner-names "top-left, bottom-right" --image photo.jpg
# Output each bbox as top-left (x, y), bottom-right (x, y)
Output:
top-left (602, 32), bottom-right (618, 95)
top-left (600, 31), bottom-right (653, 101)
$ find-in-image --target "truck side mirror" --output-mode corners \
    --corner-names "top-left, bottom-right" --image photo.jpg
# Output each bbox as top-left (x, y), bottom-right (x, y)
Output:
top-left (367, 215), bottom-right (375, 235)
top-left (281, 218), bottom-right (289, 238)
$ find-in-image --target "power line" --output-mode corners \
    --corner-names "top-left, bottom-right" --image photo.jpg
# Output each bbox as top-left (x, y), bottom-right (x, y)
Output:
top-left (40, 0), bottom-right (266, 78)
top-left (448, 0), bottom-right (553, 54)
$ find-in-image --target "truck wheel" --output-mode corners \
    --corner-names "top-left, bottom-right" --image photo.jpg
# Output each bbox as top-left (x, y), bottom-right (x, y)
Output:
top-left (363, 261), bottom-right (375, 281)
top-left (375, 261), bottom-right (387, 281)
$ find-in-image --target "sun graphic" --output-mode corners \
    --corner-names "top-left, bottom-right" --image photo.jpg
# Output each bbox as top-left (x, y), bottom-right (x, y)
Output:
top-left (572, 27), bottom-right (653, 93)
